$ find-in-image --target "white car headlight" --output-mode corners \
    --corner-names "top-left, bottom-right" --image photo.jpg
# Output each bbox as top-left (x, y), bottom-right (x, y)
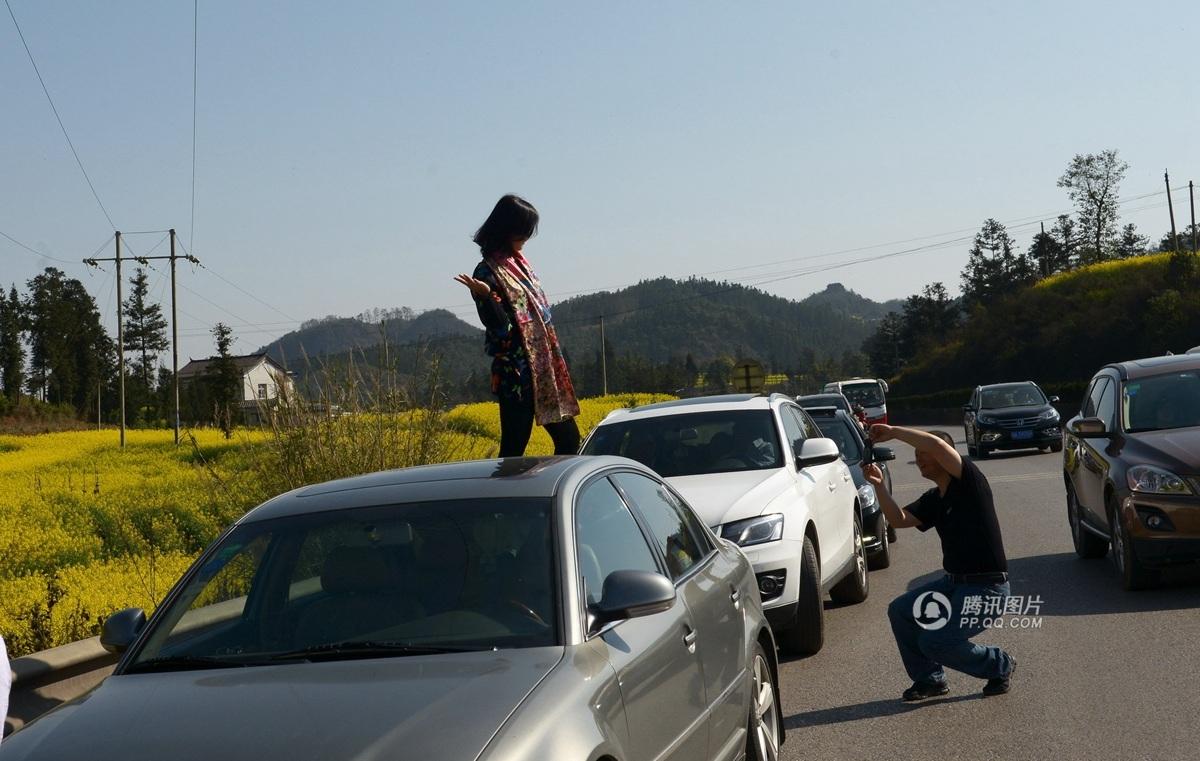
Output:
top-left (721, 514), bottom-right (784, 547)
top-left (1127, 465), bottom-right (1193, 495)
top-left (857, 483), bottom-right (877, 508)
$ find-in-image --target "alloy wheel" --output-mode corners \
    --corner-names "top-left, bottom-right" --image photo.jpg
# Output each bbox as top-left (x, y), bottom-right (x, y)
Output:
top-left (854, 518), bottom-right (868, 587)
top-left (751, 653), bottom-right (780, 761)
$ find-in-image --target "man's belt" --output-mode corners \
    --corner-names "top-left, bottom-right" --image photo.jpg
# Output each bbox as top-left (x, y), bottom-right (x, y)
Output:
top-left (946, 571), bottom-right (1008, 585)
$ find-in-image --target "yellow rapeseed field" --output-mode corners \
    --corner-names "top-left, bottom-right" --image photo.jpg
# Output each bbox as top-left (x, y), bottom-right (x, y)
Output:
top-left (0, 393), bottom-right (673, 656)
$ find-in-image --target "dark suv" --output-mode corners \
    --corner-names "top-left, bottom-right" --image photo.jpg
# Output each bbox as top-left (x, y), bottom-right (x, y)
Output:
top-left (962, 381), bottom-right (1062, 458)
top-left (1063, 354), bottom-right (1200, 590)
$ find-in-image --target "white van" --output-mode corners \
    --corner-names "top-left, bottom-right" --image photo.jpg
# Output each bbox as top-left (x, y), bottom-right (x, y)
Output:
top-left (821, 378), bottom-right (890, 425)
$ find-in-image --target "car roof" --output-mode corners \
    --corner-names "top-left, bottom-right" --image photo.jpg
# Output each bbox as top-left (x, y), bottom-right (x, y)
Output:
top-left (1106, 353), bottom-right (1200, 380)
top-left (242, 455), bottom-right (641, 522)
top-left (601, 393), bottom-right (778, 422)
top-left (797, 393), bottom-right (847, 404)
top-left (978, 381), bottom-right (1042, 390)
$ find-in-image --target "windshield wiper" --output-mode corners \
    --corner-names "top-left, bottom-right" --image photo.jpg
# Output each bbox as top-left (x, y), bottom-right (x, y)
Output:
top-left (270, 640), bottom-right (494, 662)
top-left (125, 655), bottom-right (248, 673)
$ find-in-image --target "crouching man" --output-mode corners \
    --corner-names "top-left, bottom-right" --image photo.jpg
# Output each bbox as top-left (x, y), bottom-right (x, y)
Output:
top-left (863, 425), bottom-right (1016, 701)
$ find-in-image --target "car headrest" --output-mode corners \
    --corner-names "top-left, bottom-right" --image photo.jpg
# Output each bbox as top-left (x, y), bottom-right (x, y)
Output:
top-left (321, 546), bottom-right (398, 594)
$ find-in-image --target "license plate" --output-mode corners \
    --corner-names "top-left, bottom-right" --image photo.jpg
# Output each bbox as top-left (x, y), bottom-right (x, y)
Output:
top-left (1011, 430), bottom-right (1033, 440)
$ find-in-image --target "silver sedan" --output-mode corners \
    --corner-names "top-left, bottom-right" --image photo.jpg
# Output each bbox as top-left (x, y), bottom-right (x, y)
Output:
top-left (2, 456), bottom-right (784, 761)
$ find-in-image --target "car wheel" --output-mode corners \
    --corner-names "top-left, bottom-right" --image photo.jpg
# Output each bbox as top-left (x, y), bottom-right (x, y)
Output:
top-left (830, 514), bottom-right (869, 604)
top-left (779, 535), bottom-right (823, 656)
top-left (1067, 483), bottom-right (1108, 559)
top-left (1108, 495), bottom-right (1160, 590)
top-left (976, 443), bottom-right (989, 459)
top-left (867, 512), bottom-right (891, 570)
top-left (887, 523), bottom-right (898, 544)
top-left (1051, 440), bottom-right (1064, 453)
top-left (746, 643), bottom-right (782, 761)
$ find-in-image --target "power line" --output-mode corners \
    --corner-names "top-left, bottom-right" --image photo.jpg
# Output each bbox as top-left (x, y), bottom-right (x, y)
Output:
top-left (0, 229), bottom-right (81, 265)
top-left (5, 0), bottom-right (116, 230)
top-left (189, 0), bottom-right (198, 254)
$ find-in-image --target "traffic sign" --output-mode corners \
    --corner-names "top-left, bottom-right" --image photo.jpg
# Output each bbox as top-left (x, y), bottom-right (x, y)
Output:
top-left (731, 359), bottom-right (765, 393)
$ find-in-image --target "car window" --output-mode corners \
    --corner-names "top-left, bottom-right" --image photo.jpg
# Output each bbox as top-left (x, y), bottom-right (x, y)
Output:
top-left (613, 473), bottom-right (709, 580)
top-left (1082, 377), bottom-right (1109, 419)
top-left (581, 409), bottom-right (781, 476)
top-left (1123, 370), bottom-right (1200, 432)
top-left (574, 478), bottom-right (661, 607)
top-left (126, 499), bottom-right (559, 671)
top-left (1095, 378), bottom-right (1117, 428)
top-left (814, 417), bottom-right (862, 461)
top-left (778, 406), bottom-right (806, 457)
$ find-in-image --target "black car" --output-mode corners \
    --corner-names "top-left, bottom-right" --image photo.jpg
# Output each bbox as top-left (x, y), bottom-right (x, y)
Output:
top-left (805, 406), bottom-right (897, 569)
top-left (962, 381), bottom-right (1063, 458)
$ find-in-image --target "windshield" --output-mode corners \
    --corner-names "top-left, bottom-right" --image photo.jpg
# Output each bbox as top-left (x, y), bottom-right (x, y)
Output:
top-left (125, 499), bottom-right (557, 672)
top-left (1123, 371), bottom-right (1200, 433)
top-left (841, 383), bottom-right (885, 407)
top-left (814, 417), bottom-right (863, 462)
top-left (582, 409), bottom-right (782, 477)
top-left (980, 383), bottom-right (1046, 409)
top-left (800, 394), bottom-right (849, 412)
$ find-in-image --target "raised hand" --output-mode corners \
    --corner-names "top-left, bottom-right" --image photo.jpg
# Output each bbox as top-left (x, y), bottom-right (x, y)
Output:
top-left (863, 462), bottom-right (885, 486)
top-left (454, 274), bottom-right (492, 298)
top-left (869, 423), bottom-right (896, 443)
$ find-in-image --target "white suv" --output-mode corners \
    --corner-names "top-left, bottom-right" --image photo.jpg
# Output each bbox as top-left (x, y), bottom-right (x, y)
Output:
top-left (580, 393), bottom-right (868, 654)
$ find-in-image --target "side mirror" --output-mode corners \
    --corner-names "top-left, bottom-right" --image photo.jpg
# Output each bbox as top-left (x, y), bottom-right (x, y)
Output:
top-left (1049, 396), bottom-right (1061, 403)
top-left (872, 446), bottom-right (896, 462)
top-left (101, 607), bottom-right (147, 654)
top-left (590, 570), bottom-right (676, 631)
top-left (795, 438), bottom-right (841, 469)
top-left (1069, 417), bottom-right (1111, 438)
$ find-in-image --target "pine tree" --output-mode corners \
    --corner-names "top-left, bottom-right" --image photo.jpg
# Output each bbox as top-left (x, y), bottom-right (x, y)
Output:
top-left (23, 268), bottom-right (113, 413)
top-left (206, 322), bottom-right (242, 438)
top-left (1051, 215), bottom-right (1079, 269)
top-left (961, 219), bottom-right (1033, 307)
top-left (122, 268), bottom-right (169, 391)
top-left (1116, 224), bottom-right (1149, 259)
top-left (0, 285), bottom-right (25, 401)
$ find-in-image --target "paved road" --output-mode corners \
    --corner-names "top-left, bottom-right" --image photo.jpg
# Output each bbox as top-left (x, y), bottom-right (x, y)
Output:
top-left (776, 429), bottom-right (1200, 761)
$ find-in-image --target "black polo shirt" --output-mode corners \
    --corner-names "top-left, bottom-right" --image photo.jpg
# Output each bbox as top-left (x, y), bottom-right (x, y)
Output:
top-left (907, 458), bottom-right (1008, 574)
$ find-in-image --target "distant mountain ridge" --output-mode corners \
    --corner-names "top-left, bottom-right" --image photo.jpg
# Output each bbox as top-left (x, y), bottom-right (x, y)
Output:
top-left (258, 279), bottom-right (901, 370)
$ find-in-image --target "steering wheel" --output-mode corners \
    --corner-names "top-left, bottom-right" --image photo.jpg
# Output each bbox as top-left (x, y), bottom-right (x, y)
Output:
top-left (506, 598), bottom-right (547, 627)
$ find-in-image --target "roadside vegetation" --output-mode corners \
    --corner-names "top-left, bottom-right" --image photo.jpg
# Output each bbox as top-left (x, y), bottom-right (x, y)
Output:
top-left (0, 391), bottom-right (673, 657)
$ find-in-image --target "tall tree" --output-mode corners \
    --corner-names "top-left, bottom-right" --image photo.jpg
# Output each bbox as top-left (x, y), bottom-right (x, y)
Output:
top-left (1027, 230), bottom-right (1066, 277)
top-left (206, 322), bottom-right (242, 438)
top-left (1051, 214), bottom-right (1079, 269)
top-left (899, 282), bottom-right (960, 360)
top-left (961, 219), bottom-right (1034, 307)
top-left (862, 312), bottom-right (904, 379)
top-left (122, 267), bottom-right (169, 391)
top-left (0, 285), bottom-right (25, 401)
top-left (1116, 223), bottom-right (1149, 259)
top-left (1057, 149), bottom-right (1127, 264)
top-left (23, 268), bottom-right (113, 413)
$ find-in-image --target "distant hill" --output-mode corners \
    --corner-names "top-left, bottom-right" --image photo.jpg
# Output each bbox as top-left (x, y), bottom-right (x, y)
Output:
top-left (257, 308), bottom-right (479, 366)
top-left (552, 279), bottom-right (900, 369)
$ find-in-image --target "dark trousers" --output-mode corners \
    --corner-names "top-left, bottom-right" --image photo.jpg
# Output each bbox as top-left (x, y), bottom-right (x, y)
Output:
top-left (498, 395), bottom-right (581, 457)
top-left (887, 575), bottom-right (1014, 685)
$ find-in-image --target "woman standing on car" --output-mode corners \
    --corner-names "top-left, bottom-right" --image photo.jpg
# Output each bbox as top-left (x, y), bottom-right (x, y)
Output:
top-left (454, 195), bottom-right (581, 457)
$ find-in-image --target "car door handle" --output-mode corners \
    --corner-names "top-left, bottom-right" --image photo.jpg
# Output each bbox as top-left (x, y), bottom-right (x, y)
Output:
top-left (683, 626), bottom-right (698, 653)
top-left (730, 587), bottom-right (741, 610)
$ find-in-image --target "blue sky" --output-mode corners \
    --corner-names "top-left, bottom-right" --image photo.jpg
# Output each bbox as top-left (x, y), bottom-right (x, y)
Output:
top-left (3, 1), bottom-right (1198, 362)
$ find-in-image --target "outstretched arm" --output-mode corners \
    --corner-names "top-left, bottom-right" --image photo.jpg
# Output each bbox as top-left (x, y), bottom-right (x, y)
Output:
top-left (869, 424), bottom-right (963, 479)
top-left (864, 463), bottom-right (923, 529)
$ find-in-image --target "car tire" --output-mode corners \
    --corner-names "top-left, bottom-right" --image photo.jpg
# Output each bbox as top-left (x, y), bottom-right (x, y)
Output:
top-left (746, 642), bottom-right (782, 761)
top-left (867, 512), bottom-right (891, 570)
top-left (1108, 495), bottom-right (1160, 591)
top-left (1067, 482), bottom-right (1108, 559)
top-left (887, 523), bottom-right (898, 544)
top-left (1051, 440), bottom-right (1063, 453)
top-left (830, 514), bottom-right (869, 604)
top-left (780, 535), bottom-right (823, 656)
top-left (976, 444), bottom-right (989, 459)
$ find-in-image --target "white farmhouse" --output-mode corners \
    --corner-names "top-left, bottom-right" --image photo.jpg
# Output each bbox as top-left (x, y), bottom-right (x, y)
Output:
top-left (177, 353), bottom-right (294, 424)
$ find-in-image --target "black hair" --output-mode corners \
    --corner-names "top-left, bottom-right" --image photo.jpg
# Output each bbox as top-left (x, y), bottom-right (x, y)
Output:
top-left (473, 194), bottom-right (539, 254)
top-left (929, 430), bottom-right (955, 447)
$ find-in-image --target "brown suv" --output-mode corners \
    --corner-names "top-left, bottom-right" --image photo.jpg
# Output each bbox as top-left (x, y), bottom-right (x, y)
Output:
top-left (1063, 354), bottom-right (1200, 590)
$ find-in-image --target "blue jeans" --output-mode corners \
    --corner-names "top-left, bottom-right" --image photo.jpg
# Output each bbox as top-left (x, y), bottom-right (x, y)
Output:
top-left (887, 575), bottom-right (1014, 685)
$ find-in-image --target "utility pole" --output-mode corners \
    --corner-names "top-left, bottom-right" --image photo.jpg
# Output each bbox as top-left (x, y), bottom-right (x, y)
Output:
top-left (599, 314), bottom-right (608, 396)
top-left (85, 228), bottom-right (197, 447)
top-left (1190, 181), bottom-right (1197, 254)
top-left (116, 232), bottom-right (125, 448)
top-left (169, 229), bottom-right (181, 445)
top-left (1166, 171), bottom-right (1181, 255)
top-left (1040, 221), bottom-right (1048, 277)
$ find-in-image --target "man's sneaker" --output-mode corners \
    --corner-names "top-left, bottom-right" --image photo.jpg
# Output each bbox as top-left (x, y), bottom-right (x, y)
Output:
top-left (902, 681), bottom-right (949, 701)
top-left (983, 655), bottom-right (1017, 697)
